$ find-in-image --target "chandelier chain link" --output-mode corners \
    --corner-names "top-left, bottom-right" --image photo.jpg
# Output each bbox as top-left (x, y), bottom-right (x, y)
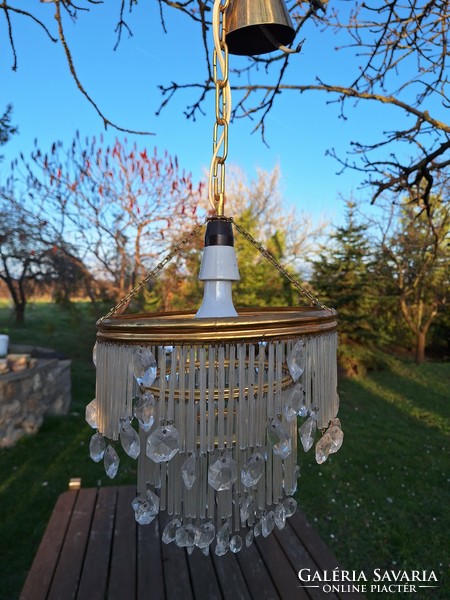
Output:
top-left (208, 0), bottom-right (231, 216)
top-left (99, 219), bottom-right (208, 322)
top-left (231, 218), bottom-right (332, 311)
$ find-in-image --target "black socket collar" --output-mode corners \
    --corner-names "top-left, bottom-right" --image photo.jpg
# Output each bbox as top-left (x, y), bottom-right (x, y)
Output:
top-left (204, 219), bottom-right (234, 247)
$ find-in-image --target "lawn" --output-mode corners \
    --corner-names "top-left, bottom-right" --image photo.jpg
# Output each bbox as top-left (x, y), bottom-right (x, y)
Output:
top-left (0, 301), bottom-right (449, 599)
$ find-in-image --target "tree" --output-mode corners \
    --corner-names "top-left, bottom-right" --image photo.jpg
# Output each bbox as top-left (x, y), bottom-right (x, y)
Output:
top-left (376, 195), bottom-right (450, 364)
top-left (148, 166), bottom-right (324, 312)
top-left (2, 2), bottom-right (448, 207)
top-left (0, 195), bottom-right (86, 322)
top-left (0, 104), bottom-right (17, 163)
top-left (13, 135), bottom-right (202, 303)
top-left (311, 201), bottom-right (375, 343)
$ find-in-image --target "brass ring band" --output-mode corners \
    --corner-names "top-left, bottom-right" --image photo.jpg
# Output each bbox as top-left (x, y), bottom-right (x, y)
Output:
top-left (97, 306), bottom-right (338, 344)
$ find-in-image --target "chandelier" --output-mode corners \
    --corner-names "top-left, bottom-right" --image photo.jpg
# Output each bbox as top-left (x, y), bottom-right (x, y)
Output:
top-left (85, 0), bottom-right (343, 557)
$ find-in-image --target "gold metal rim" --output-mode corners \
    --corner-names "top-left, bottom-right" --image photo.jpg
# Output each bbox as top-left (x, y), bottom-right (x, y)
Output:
top-left (97, 306), bottom-right (337, 344)
top-left (146, 358), bottom-right (294, 401)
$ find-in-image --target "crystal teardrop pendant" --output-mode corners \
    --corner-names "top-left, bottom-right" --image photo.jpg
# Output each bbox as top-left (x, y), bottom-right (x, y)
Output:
top-left (298, 413), bottom-right (317, 452)
top-left (104, 445), bottom-right (120, 479)
top-left (208, 456), bottom-right (238, 491)
top-left (287, 340), bottom-right (304, 382)
top-left (85, 398), bottom-right (98, 429)
top-left (133, 346), bottom-right (157, 388)
top-left (146, 424), bottom-right (180, 463)
top-left (181, 453), bottom-right (197, 489)
top-left (268, 420), bottom-right (291, 459)
top-left (119, 420), bottom-right (140, 459)
top-left (134, 392), bottom-right (156, 432)
top-left (89, 431), bottom-right (106, 462)
top-left (241, 453), bottom-right (265, 487)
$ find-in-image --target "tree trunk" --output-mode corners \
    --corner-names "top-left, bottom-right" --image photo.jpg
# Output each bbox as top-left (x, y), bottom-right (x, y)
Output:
top-left (415, 329), bottom-right (426, 364)
top-left (15, 301), bottom-right (26, 324)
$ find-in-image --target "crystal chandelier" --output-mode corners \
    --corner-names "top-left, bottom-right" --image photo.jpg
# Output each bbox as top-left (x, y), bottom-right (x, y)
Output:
top-left (85, 0), bottom-right (343, 556)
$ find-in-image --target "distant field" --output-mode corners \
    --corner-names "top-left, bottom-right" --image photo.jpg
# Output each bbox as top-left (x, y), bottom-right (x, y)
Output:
top-left (0, 302), bottom-right (448, 599)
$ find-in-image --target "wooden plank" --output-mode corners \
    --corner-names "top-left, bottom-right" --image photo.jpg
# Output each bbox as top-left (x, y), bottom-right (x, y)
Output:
top-left (256, 531), bottom-right (309, 600)
top-left (161, 537), bottom-right (194, 600)
top-left (108, 485), bottom-right (137, 600)
top-left (187, 548), bottom-right (222, 600)
top-left (237, 539), bottom-right (280, 600)
top-left (76, 486), bottom-right (118, 600)
top-left (20, 489), bottom-right (78, 600)
top-left (47, 487), bottom-right (97, 600)
top-left (211, 550), bottom-right (252, 600)
top-left (22, 485), bottom-right (364, 600)
top-left (137, 515), bottom-right (165, 600)
top-left (288, 512), bottom-right (366, 600)
top-left (274, 522), bottom-right (339, 600)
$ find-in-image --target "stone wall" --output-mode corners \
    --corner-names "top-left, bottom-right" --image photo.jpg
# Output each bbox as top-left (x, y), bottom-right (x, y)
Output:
top-left (0, 345), bottom-right (71, 448)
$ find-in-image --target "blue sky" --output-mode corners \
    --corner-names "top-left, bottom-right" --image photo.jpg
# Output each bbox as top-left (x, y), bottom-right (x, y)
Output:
top-left (0, 2), bottom-right (433, 226)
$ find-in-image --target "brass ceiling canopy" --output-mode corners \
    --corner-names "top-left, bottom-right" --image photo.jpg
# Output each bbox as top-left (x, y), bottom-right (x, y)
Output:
top-left (225, 0), bottom-right (296, 55)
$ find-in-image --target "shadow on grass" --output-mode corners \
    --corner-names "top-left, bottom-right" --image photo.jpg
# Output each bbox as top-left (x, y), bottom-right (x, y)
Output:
top-left (297, 369), bottom-right (450, 600)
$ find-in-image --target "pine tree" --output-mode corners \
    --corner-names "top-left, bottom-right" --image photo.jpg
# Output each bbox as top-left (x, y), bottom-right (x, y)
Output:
top-left (311, 202), bottom-right (375, 346)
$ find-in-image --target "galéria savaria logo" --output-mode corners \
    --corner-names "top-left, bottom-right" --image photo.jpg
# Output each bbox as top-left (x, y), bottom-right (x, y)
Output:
top-left (297, 568), bottom-right (440, 594)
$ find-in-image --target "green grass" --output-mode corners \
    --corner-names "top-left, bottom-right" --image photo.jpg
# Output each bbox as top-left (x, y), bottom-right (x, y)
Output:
top-left (0, 301), bottom-right (135, 599)
top-left (298, 356), bottom-right (450, 599)
top-left (0, 302), bottom-right (449, 599)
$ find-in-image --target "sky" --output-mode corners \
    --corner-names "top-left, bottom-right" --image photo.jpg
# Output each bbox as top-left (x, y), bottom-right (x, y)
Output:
top-left (0, 2), bottom-right (435, 227)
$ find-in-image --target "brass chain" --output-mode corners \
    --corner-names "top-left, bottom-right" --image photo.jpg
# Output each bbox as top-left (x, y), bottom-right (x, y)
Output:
top-left (231, 218), bottom-right (333, 311)
top-left (210, 0), bottom-right (231, 216)
top-left (99, 219), bottom-right (207, 322)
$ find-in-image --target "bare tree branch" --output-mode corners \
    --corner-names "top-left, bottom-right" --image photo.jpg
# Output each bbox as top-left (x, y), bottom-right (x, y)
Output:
top-left (53, 0), bottom-right (154, 136)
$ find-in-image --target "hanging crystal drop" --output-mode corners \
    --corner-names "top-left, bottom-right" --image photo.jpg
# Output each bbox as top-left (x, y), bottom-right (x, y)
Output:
top-left (134, 392), bottom-right (156, 432)
top-left (131, 495), bottom-right (142, 511)
top-left (215, 543), bottom-right (229, 557)
top-left (283, 384), bottom-right (303, 422)
top-left (217, 522), bottom-right (231, 546)
top-left (175, 524), bottom-right (200, 548)
top-left (135, 496), bottom-right (159, 525)
top-left (245, 530), bottom-right (254, 547)
top-left (208, 456), bottom-right (238, 491)
top-left (328, 419), bottom-right (344, 454)
top-left (253, 520), bottom-right (262, 537)
top-left (85, 398), bottom-right (98, 429)
top-left (201, 547), bottom-right (210, 557)
top-left (241, 453), bottom-right (265, 488)
top-left (298, 400), bottom-right (308, 418)
top-left (267, 421), bottom-right (291, 459)
top-left (283, 497), bottom-right (297, 517)
top-left (89, 431), bottom-right (106, 462)
top-left (230, 535), bottom-right (243, 553)
top-left (196, 522), bottom-right (215, 549)
top-left (162, 518), bottom-right (182, 544)
top-left (284, 465), bottom-right (300, 496)
top-left (104, 445), bottom-right (120, 479)
top-left (287, 340), bottom-right (304, 382)
top-left (146, 424), bottom-right (180, 463)
top-left (240, 495), bottom-right (255, 525)
top-left (274, 503), bottom-right (287, 530)
top-left (133, 346), bottom-right (157, 388)
top-left (261, 511), bottom-right (275, 537)
top-left (316, 432), bottom-right (333, 464)
top-left (119, 420), bottom-right (140, 459)
top-left (298, 414), bottom-right (317, 452)
top-left (181, 453), bottom-right (197, 489)
top-left (145, 488), bottom-right (160, 514)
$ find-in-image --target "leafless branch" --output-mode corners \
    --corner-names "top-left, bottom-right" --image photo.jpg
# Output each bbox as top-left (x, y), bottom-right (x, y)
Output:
top-left (54, 0), bottom-right (154, 135)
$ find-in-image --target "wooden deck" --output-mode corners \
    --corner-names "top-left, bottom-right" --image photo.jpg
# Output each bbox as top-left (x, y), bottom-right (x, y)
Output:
top-left (20, 486), bottom-right (365, 600)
